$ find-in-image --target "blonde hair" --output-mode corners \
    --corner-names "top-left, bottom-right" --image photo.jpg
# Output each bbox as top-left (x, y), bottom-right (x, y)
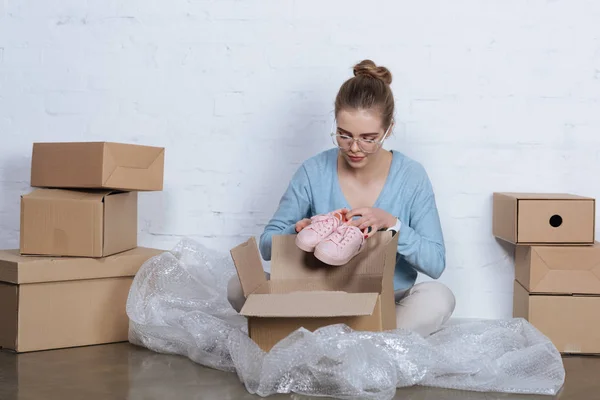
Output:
top-left (334, 59), bottom-right (394, 128)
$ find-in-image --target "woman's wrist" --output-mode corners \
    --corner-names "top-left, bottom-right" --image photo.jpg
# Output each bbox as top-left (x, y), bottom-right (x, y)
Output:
top-left (386, 216), bottom-right (401, 232)
top-left (385, 214), bottom-right (398, 229)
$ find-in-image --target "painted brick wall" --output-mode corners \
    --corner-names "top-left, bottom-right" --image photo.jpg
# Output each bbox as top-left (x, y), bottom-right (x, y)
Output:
top-left (1, 0), bottom-right (599, 318)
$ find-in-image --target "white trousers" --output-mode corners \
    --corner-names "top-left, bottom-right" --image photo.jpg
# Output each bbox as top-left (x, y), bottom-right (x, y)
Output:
top-left (227, 274), bottom-right (455, 337)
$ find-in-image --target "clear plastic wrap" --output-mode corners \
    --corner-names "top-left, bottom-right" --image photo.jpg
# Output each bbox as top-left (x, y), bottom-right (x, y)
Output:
top-left (127, 239), bottom-right (565, 399)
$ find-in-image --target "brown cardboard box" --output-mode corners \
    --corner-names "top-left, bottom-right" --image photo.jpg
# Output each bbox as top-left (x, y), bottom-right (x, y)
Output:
top-left (516, 243), bottom-right (600, 294)
top-left (230, 231), bottom-right (398, 352)
top-left (20, 189), bottom-right (137, 257)
top-left (0, 247), bottom-right (164, 353)
top-left (493, 193), bottom-right (595, 245)
top-left (31, 142), bottom-right (164, 191)
top-left (513, 280), bottom-right (600, 354)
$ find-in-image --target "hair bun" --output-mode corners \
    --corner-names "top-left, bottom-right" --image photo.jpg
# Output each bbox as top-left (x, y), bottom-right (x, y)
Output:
top-left (353, 59), bottom-right (392, 85)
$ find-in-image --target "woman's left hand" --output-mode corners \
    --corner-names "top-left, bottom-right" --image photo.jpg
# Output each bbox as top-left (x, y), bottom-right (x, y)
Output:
top-left (345, 207), bottom-right (397, 238)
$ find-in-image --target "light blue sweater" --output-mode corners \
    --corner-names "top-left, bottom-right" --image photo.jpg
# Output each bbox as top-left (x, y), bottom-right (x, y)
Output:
top-left (259, 148), bottom-right (446, 291)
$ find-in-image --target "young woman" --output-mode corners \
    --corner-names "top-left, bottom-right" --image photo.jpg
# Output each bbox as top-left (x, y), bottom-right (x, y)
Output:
top-left (228, 60), bottom-right (455, 337)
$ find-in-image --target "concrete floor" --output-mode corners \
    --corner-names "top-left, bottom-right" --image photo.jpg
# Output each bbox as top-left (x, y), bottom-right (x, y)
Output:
top-left (0, 343), bottom-right (596, 400)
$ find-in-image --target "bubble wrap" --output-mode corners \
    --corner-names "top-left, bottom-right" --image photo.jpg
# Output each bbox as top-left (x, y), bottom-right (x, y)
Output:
top-left (126, 239), bottom-right (565, 399)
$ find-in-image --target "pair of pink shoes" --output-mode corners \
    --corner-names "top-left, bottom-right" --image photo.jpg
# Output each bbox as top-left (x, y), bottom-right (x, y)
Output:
top-left (295, 211), bottom-right (366, 266)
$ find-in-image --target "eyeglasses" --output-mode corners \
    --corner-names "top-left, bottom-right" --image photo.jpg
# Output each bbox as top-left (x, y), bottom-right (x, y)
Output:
top-left (330, 123), bottom-right (392, 154)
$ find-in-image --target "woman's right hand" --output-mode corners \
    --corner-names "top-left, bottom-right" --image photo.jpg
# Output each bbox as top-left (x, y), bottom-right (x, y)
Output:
top-left (295, 218), bottom-right (312, 232)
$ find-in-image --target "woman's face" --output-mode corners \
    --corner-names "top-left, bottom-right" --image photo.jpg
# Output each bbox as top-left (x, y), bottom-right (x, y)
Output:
top-left (335, 108), bottom-right (390, 169)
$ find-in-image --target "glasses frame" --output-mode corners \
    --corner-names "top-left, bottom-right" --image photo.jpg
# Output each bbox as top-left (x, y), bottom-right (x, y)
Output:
top-left (330, 121), bottom-right (393, 154)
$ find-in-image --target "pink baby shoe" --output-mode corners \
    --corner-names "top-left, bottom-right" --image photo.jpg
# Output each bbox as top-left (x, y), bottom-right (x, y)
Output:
top-left (314, 224), bottom-right (365, 266)
top-left (295, 211), bottom-right (344, 252)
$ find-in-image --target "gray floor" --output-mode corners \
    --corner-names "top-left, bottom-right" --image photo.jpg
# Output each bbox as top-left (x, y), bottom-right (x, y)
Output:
top-left (0, 342), bottom-right (596, 400)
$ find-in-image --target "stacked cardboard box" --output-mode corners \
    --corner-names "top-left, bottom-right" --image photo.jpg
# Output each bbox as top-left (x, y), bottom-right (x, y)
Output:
top-left (493, 193), bottom-right (600, 354)
top-left (0, 142), bottom-right (166, 353)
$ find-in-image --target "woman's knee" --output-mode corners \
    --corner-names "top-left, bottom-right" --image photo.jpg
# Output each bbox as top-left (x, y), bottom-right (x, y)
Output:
top-left (226, 275), bottom-right (246, 313)
top-left (226, 271), bottom-right (271, 313)
top-left (411, 281), bottom-right (456, 319)
top-left (395, 281), bottom-right (456, 336)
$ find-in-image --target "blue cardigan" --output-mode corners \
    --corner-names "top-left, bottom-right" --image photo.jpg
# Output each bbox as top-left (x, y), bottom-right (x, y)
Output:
top-left (259, 148), bottom-right (446, 291)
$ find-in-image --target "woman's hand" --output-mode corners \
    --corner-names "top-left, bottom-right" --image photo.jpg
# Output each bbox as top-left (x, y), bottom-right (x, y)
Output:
top-left (295, 218), bottom-right (312, 232)
top-left (345, 207), bottom-right (396, 238)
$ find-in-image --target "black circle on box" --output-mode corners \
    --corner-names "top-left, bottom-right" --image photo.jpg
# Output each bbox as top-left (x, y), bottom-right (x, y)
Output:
top-left (549, 215), bottom-right (563, 228)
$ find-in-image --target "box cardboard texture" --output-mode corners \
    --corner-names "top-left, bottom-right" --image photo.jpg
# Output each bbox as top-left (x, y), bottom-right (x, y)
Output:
top-left (0, 247), bottom-right (164, 353)
top-left (493, 193), bottom-right (595, 245)
top-left (230, 231), bottom-right (398, 352)
top-left (513, 281), bottom-right (600, 354)
top-left (20, 189), bottom-right (138, 258)
top-left (31, 142), bottom-right (164, 191)
top-left (515, 243), bottom-right (600, 294)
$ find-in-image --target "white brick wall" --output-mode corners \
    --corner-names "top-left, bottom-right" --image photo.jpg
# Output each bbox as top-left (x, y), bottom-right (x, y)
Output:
top-left (1, 0), bottom-right (600, 319)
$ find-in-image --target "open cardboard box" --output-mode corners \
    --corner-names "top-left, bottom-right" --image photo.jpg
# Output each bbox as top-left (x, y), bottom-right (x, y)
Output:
top-left (230, 231), bottom-right (398, 352)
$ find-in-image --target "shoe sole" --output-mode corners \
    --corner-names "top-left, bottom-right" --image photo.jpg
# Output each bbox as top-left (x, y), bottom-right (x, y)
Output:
top-left (295, 236), bottom-right (317, 253)
top-left (314, 244), bottom-right (365, 266)
top-left (314, 247), bottom-right (351, 266)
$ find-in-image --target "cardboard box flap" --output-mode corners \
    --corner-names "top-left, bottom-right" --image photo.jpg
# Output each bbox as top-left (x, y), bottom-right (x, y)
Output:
top-left (533, 245), bottom-right (600, 272)
top-left (230, 237), bottom-right (267, 297)
top-left (500, 193), bottom-right (593, 200)
top-left (23, 189), bottom-right (113, 202)
top-left (270, 231), bottom-right (397, 281)
top-left (266, 276), bottom-right (383, 294)
top-left (241, 292), bottom-right (379, 317)
top-left (0, 247), bottom-right (164, 284)
top-left (105, 142), bottom-right (164, 169)
top-left (519, 244), bottom-right (600, 294)
top-left (103, 143), bottom-right (165, 189)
